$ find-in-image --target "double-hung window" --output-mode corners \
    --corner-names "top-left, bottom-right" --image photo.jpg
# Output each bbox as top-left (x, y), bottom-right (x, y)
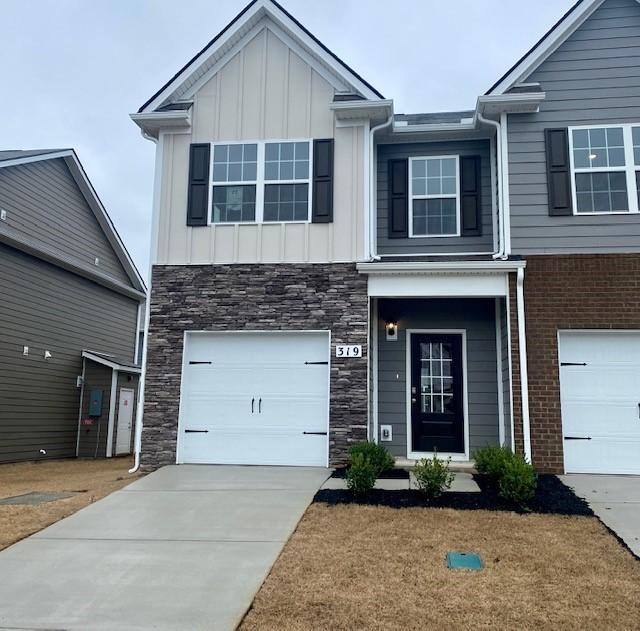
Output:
top-left (210, 140), bottom-right (312, 224)
top-left (569, 124), bottom-right (640, 214)
top-left (409, 156), bottom-right (460, 237)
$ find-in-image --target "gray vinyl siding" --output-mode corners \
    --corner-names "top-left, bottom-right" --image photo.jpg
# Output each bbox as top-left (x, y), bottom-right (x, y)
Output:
top-left (0, 158), bottom-right (131, 284)
top-left (376, 298), bottom-right (500, 457)
top-left (508, 0), bottom-right (640, 254)
top-left (0, 244), bottom-right (138, 463)
top-left (376, 140), bottom-right (494, 254)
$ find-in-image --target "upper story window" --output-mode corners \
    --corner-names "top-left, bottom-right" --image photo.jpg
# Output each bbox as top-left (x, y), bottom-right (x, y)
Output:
top-left (569, 124), bottom-right (640, 214)
top-left (211, 140), bottom-right (312, 224)
top-left (409, 156), bottom-right (460, 237)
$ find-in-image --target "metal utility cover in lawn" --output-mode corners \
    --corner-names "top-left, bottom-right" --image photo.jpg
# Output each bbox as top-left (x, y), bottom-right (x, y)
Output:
top-left (0, 491), bottom-right (77, 506)
top-left (447, 552), bottom-right (483, 570)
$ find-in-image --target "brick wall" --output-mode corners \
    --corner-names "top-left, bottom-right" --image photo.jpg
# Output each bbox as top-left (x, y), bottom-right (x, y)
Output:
top-left (515, 254), bottom-right (640, 473)
top-left (141, 263), bottom-right (369, 471)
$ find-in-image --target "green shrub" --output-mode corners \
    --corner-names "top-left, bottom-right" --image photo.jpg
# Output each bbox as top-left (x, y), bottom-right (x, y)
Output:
top-left (349, 442), bottom-right (395, 476)
top-left (498, 456), bottom-right (537, 506)
top-left (474, 444), bottom-right (514, 479)
top-left (346, 453), bottom-right (377, 495)
top-left (413, 453), bottom-right (455, 500)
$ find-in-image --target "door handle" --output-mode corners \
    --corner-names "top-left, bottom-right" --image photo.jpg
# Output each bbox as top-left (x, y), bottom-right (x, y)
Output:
top-left (251, 397), bottom-right (255, 414)
top-left (411, 398), bottom-right (417, 404)
top-left (258, 398), bottom-right (262, 413)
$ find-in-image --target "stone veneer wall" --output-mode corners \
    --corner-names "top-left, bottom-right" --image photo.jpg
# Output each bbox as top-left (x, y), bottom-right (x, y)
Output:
top-left (141, 263), bottom-right (369, 471)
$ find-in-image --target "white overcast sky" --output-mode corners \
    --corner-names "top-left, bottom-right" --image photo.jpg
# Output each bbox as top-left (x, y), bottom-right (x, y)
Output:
top-left (2, 0), bottom-right (575, 275)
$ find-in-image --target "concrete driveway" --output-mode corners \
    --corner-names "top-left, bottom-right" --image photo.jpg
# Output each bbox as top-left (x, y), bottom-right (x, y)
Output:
top-left (0, 465), bottom-right (329, 631)
top-left (561, 474), bottom-right (640, 558)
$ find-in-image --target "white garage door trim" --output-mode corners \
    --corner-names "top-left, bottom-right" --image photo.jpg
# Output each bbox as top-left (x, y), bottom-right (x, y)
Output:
top-left (176, 330), bottom-right (331, 467)
top-left (558, 329), bottom-right (640, 475)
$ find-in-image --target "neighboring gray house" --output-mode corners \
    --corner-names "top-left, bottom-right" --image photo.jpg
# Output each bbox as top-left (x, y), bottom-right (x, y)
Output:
top-left (0, 149), bottom-right (146, 463)
top-left (132, 0), bottom-right (640, 476)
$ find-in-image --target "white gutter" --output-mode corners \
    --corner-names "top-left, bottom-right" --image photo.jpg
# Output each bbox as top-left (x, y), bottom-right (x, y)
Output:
top-left (368, 115), bottom-right (393, 260)
top-left (357, 260), bottom-right (526, 274)
top-left (516, 266), bottom-right (532, 463)
top-left (476, 112), bottom-right (506, 260)
top-left (129, 130), bottom-right (163, 474)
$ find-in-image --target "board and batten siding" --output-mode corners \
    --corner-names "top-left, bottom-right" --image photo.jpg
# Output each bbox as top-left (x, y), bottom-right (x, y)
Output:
top-left (157, 26), bottom-right (366, 265)
top-left (508, 0), bottom-right (640, 253)
top-left (0, 158), bottom-right (131, 284)
top-left (376, 140), bottom-right (494, 254)
top-left (376, 298), bottom-right (500, 457)
top-left (0, 244), bottom-right (139, 463)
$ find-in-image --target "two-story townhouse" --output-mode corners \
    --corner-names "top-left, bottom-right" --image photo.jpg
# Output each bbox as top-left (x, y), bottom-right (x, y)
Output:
top-left (132, 0), bottom-right (640, 476)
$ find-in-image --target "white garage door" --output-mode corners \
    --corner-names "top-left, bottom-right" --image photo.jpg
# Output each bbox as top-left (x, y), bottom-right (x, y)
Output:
top-left (177, 332), bottom-right (329, 467)
top-left (559, 331), bottom-right (640, 474)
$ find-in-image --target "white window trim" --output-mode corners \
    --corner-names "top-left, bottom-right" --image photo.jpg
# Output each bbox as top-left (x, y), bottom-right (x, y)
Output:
top-left (568, 123), bottom-right (640, 216)
top-left (408, 155), bottom-right (461, 238)
top-left (208, 139), bottom-right (313, 226)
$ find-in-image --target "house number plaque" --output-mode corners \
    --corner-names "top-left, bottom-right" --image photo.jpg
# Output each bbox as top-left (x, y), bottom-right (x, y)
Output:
top-left (335, 345), bottom-right (363, 358)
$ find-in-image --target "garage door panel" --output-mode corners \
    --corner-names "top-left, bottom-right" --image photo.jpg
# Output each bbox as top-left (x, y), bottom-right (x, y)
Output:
top-left (178, 332), bottom-right (329, 467)
top-left (560, 332), bottom-right (640, 474)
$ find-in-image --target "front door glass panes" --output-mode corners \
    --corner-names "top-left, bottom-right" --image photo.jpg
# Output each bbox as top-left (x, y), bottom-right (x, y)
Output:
top-left (419, 342), bottom-right (453, 414)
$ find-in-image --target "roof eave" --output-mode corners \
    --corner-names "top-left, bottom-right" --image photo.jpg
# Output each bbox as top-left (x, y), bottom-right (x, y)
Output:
top-left (477, 92), bottom-right (546, 115)
top-left (130, 110), bottom-right (192, 139)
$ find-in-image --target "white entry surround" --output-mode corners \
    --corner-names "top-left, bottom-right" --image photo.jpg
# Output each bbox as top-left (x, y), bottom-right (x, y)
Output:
top-left (559, 330), bottom-right (640, 475)
top-left (177, 331), bottom-right (330, 466)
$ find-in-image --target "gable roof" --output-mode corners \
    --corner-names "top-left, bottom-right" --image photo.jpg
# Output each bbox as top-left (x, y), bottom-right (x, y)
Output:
top-left (486, 0), bottom-right (639, 95)
top-left (138, 0), bottom-right (383, 114)
top-left (0, 149), bottom-right (146, 297)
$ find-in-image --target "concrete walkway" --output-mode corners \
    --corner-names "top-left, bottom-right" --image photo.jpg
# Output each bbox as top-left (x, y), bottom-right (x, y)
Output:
top-left (0, 465), bottom-right (329, 631)
top-left (560, 474), bottom-right (640, 558)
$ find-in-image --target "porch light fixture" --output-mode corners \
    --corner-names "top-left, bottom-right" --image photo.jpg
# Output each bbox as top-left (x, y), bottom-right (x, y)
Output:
top-left (385, 321), bottom-right (398, 342)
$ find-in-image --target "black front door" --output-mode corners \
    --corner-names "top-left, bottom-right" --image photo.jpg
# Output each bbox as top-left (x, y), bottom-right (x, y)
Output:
top-left (410, 333), bottom-right (465, 454)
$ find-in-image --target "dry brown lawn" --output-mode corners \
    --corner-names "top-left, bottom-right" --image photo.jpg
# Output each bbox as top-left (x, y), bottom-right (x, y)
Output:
top-left (0, 457), bottom-right (141, 550)
top-left (240, 503), bottom-right (640, 631)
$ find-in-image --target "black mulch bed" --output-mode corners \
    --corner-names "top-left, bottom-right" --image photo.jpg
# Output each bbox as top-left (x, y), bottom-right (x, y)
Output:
top-left (314, 474), bottom-right (593, 516)
top-left (331, 467), bottom-right (410, 480)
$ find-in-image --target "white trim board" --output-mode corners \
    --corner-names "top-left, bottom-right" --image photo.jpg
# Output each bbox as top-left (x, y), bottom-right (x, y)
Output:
top-left (138, 0), bottom-right (383, 114)
top-left (487, 0), bottom-right (623, 95)
top-left (367, 272), bottom-right (509, 298)
top-left (405, 329), bottom-right (470, 462)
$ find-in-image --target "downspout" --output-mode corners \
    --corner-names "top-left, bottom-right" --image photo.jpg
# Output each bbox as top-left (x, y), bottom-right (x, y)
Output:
top-left (369, 115), bottom-right (393, 260)
top-left (476, 112), bottom-right (506, 260)
top-left (516, 266), bottom-right (532, 463)
top-left (129, 129), bottom-right (161, 474)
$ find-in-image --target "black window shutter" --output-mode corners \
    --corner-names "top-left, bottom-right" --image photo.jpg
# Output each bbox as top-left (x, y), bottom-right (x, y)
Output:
top-left (312, 139), bottom-right (334, 223)
top-left (187, 143), bottom-right (210, 226)
top-left (460, 156), bottom-right (482, 236)
top-left (545, 128), bottom-right (573, 216)
top-left (388, 159), bottom-right (408, 238)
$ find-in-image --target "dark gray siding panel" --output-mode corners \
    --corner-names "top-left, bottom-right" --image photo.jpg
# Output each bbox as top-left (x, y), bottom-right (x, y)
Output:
top-left (377, 140), bottom-right (495, 254)
top-left (376, 298), bottom-right (500, 457)
top-left (0, 244), bottom-right (138, 463)
top-left (508, 0), bottom-right (640, 253)
top-left (0, 158), bottom-right (131, 284)
top-left (499, 297), bottom-right (512, 449)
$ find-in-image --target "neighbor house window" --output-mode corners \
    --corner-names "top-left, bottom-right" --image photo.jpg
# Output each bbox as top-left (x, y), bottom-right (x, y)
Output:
top-left (569, 125), bottom-right (640, 214)
top-left (263, 141), bottom-right (311, 222)
top-left (409, 156), bottom-right (459, 237)
top-left (211, 143), bottom-right (258, 223)
top-left (210, 140), bottom-right (312, 224)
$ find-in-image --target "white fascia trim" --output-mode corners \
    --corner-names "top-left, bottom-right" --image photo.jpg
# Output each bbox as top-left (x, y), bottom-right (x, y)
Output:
top-left (130, 110), bottom-right (191, 136)
top-left (392, 120), bottom-right (477, 134)
top-left (477, 92), bottom-right (545, 115)
top-left (0, 149), bottom-right (148, 295)
top-left (331, 99), bottom-right (394, 118)
top-left (106, 369), bottom-right (119, 458)
top-left (82, 351), bottom-right (141, 374)
top-left (141, 0), bottom-right (381, 113)
top-left (487, 0), bottom-right (605, 95)
top-left (357, 260), bottom-right (526, 274)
